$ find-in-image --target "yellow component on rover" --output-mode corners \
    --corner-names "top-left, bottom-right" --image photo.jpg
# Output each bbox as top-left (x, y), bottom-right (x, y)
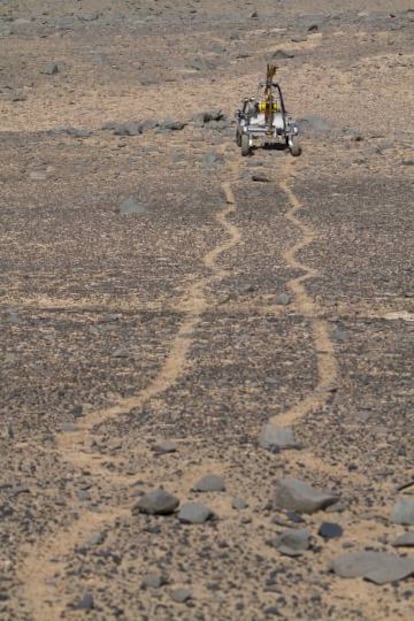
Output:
top-left (259, 102), bottom-right (278, 112)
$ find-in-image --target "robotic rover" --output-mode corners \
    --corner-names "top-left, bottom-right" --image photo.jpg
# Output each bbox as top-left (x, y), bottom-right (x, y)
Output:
top-left (236, 64), bottom-right (301, 157)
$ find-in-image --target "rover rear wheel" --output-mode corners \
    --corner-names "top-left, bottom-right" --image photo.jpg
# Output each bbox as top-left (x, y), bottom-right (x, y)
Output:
top-left (241, 134), bottom-right (250, 156)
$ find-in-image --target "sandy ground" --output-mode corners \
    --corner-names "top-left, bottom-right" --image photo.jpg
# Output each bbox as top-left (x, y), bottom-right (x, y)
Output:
top-left (1, 1), bottom-right (413, 620)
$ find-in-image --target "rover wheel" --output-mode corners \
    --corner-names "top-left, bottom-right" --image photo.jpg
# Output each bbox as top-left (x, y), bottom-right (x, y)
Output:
top-left (241, 134), bottom-right (250, 156)
top-left (236, 128), bottom-right (242, 147)
top-left (288, 136), bottom-right (302, 157)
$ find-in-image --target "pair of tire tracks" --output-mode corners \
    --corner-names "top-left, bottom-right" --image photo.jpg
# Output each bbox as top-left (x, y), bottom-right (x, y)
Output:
top-left (19, 154), bottom-right (337, 619)
top-left (18, 166), bottom-right (241, 620)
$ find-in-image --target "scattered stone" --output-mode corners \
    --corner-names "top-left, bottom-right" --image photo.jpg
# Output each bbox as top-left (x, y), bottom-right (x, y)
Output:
top-left (401, 158), bottom-right (414, 166)
top-left (232, 497), bottom-right (248, 510)
top-left (308, 24), bottom-right (319, 32)
top-left (393, 532), bottom-right (414, 548)
top-left (259, 424), bottom-right (300, 451)
top-left (192, 474), bottom-right (225, 492)
top-left (142, 573), bottom-right (168, 589)
top-left (391, 499), bottom-right (414, 525)
top-left (60, 423), bottom-right (79, 433)
top-left (178, 501), bottom-right (213, 524)
top-left (113, 122), bottom-right (142, 136)
top-left (274, 528), bottom-right (311, 556)
top-left (193, 110), bottom-right (226, 126)
top-left (132, 489), bottom-right (179, 515)
top-left (271, 49), bottom-right (295, 60)
top-left (87, 532), bottom-right (106, 546)
top-left (252, 173), bottom-right (270, 182)
top-left (318, 522), bottom-right (343, 539)
top-left (330, 551), bottom-right (414, 584)
top-left (275, 293), bottom-right (291, 306)
top-left (72, 592), bottom-right (94, 610)
top-left (274, 477), bottom-right (339, 514)
top-left (116, 197), bottom-right (147, 216)
top-left (65, 127), bottom-right (92, 138)
top-left (152, 440), bottom-right (178, 455)
top-left (41, 62), bottom-right (59, 75)
top-left (170, 587), bottom-right (192, 603)
top-left (159, 119), bottom-right (186, 131)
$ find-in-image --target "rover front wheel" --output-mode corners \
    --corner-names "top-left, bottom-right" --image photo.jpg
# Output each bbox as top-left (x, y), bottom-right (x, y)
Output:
top-left (241, 134), bottom-right (250, 156)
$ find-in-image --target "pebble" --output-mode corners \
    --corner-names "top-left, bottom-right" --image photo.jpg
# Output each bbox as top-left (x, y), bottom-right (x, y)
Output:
top-left (72, 592), bottom-right (94, 610)
top-left (275, 293), bottom-right (291, 306)
top-left (232, 497), bottom-right (248, 510)
top-left (192, 474), bottom-right (225, 492)
top-left (274, 528), bottom-right (311, 556)
top-left (41, 62), bottom-right (59, 75)
top-left (152, 440), bottom-right (178, 455)
top-left (170, 587), bottom-right (192, 603)
top-left (142, 573), bottom-right (168, 589)
top-left (274, 477), bottom-right (339, 514)
top-left (271, 49), bottom-right (295, 59)
top-left (252, 173), bottom-right (270, 182)
top-left (259, 424), bottom-right (300, 451)
top-left (132, 489), bottom-right (179, 515)
top-left (391, 498), bottom-right (414, 525)
top-left (178, 501), bottom-right (213, 524)
top-left (318, 522), bottom-right (343, 539)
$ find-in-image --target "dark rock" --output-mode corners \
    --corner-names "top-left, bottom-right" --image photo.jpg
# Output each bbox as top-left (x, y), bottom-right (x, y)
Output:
top-left (264, 607), bottom-right (280, 616)
top-left (286, 511), bottom-right (305, 523)
top-left (391, 499), bottom-right (414, 525)
top-left (41, 63), bottom-right (59, 75)
top-left (308, 24), bottom-right (319, 32)
top-left (192, 474), bottom-right (225, 492)
top-left (274, 477), bottom-right (339, 514)
top-left (271, 49), bottom-right (295, 60)
top-left (401, 158), bottom-right (414, 166)
top-left (152, 441), bottom-right (178, 455)
top-left (393, 532), bottom-right (414, 548)
top-left (72, 592), bottom-right (94, 610)
top-left (259, 424), bottom-right (300, 451)
top-left (274, 528), bottom-right (311, 556)
top-left (178, 501), bottom-right (213, 524)
top-left (170, 587), bottom-right (192, 603)
top-left (193, 110), bottom-right (226, 125)
top-left (252, 173), bottom-right (270, 182)
top-left (330, 551), bottom-right (414, 584)
top-left (71, 405), bottom-right (84, 418)
top-left (65, 127), bottom-right (92, 138)
top-left (132, 489), bottom-right (179, 515)
top-left (116, 198), bottom-right (147, 216)
top-left (87, 532), bottom-right (106, 546)
top-left (318, 522), bottom-right (343, 539)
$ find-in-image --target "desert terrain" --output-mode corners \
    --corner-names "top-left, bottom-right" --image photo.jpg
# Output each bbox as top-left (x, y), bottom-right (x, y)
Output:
top-left (1, 1), bottom-right (413, 619)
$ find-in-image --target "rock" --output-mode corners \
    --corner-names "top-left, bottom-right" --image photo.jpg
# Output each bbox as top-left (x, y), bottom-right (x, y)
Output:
top-left (112, 347), bottom-right (129, 358)
top-left (132, 489), bottom-right (179, 515)
top-left (318, 522), bottom-right (343, 539)
top-left (72, 592), bottom-right (94, 610)
top-left (401, 158), bottom-right (414, 166)
top-left (330, 551), bottom-right (414, 584)
top-left (275, 293), bottom-right (291, 306)
top-left (259, 424), bottom-right (300, 451)
top-left (116, 197), bottom-right (147, 216)
top-left (65, 127), bottom-right (92, 138)
top-left (193, 110), bottom-right (226, 126)
top-left (191, 57), bottom-right (217, 71)
top-left (271, 49), bottom-right (295, 59)
top-left (392, 532), bottom-right (414, 547)
top-left (203, 150), bottom-right (224, 167)
top-left (152, 440), bottom-right (178, 454)
top-left (232, 497), bottom-right (248, 510)
top-left (308, 24), bottom-right (319, 32)
top-left (391, 498), bottom-right (414, 525)
top-left (178, 501), bottom-right (213, 524)
top-left (71, 405), bottom-right (84, 418)
top-left (170, 587), bottom-right (192, 603)
top-left (274, 477), bottom-right (339, 514)
top-left (274, 528), bottom-right (311, 556)
top-left (41, 62), bottom-right (59, 75)
top-left (252, 173), bottom-right (270, 182)
top-left (87, 532), bottom-right (106, 546)
top-left (60, 423), bottom-right (79, 432)
top-left (159, 119), bottom-right (186, 131)
top-left (192, 474), bottom-right (225, 492)
top-left (113, 122), bottom-right (142, 136)
top-left (142, 573), bottom-right (168, 589)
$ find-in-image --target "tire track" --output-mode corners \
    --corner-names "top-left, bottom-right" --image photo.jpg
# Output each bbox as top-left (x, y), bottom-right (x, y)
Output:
top-left (18, 173), bottom-right (241, 620)
top-left (270, 158), bottom-right (337, 428)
